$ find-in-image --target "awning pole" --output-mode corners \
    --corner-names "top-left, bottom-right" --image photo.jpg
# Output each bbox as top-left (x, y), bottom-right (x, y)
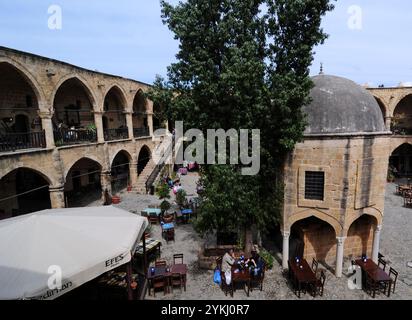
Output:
top-left (126, 260), bottom-right (134, 300)
top-left (143, 235), bottom-right (147, 275)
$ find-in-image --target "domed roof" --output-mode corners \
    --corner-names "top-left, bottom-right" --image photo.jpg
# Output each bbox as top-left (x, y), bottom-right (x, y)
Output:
top-left (303, 75), bottom-right (386, 135)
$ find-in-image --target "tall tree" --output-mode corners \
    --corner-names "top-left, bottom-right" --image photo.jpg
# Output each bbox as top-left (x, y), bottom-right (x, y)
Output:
top-left (149, 0), bottom-right (334, 254)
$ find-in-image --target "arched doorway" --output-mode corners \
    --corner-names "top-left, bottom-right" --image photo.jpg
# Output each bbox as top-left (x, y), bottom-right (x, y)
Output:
top-left (53, 78), bottom-right (96, 145)
top-left (392, 95), bottom-right (412, 135)
top-left (345, 215), bottom-right (377, 260)
top-left (137, 146), bottom-right (151, 175)
top-left (389, 143), bottom-right (412, 177)
top-left (290, 216), bottom-right (337, 267)
top-left (0, 63), bottom-right (44, 152)
top-left (64, 158), bottom-right (102, 207)
top-left (103, 86), bottom-right (128, 141)
top-left (111, 151), bottom-right (131, 194)
top-left (0, 168), bottom-right (51, 220)
top-left (132, 90), bottom-right (149, 138)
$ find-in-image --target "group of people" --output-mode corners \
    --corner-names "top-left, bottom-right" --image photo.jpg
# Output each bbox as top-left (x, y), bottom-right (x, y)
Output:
top-left (220, 248), bottom-right (265, 282)
top-left (163, 175), bottom-right (184, 195)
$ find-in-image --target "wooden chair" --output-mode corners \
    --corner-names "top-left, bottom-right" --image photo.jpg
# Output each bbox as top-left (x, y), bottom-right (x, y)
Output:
top-left (311, 258), bottom-right (319, 273)
top-left (141, 211), bottom-right (148, 217)
top-left (170, 273), bottom-right (183, 293)
top-left (155, 260), bottom-right (167, 267)
top-left (378, 258), bottom-right (387, 271)
top-left (164, 229), bottom-right (175, 243)
top-left (151, 275), bottom-right (167, 297)
top-left (365, 273), bottom-right (379, 298)
top-left (389, 267), bottom-right (398, 294)
top-left (309, 269), bottom-right (326, 297)
top-left (250, 267), bottom-right (265, 292)
top-left (173, 253), bottom-right (184, 265)
top-left (220, 270), bottom-right (233, 297)
top-left (148, 215), bottom-right (158, 224)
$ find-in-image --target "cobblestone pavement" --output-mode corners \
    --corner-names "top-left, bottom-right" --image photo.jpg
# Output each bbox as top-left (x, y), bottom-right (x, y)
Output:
top-left (92, 173), bottom-right (412, 300)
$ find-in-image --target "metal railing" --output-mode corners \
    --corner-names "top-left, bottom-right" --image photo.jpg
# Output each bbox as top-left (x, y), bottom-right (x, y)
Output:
top-left (133, 127), bottom-right (150, 138)
top-left (0, 130), bottom-right (46, 152)
top-left (104, 127), bottom-right (129, 141)
top-left (54, 129), bottom-right (97, 146)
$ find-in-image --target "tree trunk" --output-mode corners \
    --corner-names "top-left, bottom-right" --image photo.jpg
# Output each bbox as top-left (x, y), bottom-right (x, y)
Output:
top-left (244, 227), bottom-right (253, 257)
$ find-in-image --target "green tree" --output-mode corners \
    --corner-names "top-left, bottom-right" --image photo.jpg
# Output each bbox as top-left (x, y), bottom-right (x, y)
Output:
top-left (149, 0), bottom-right (334, 255)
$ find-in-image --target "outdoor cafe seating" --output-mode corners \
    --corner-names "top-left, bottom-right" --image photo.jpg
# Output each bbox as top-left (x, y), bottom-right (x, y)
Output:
top-left (288, 257), bottom-right (321, 298)
top-left (354, 255), bottom-right (398, 298)
top-left (147, 254), bottom-right (187, 296)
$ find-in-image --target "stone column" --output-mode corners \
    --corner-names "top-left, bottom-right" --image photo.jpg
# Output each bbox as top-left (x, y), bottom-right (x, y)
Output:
top-left (335, 236), bottom-right (346, 278)
top-left (49, 186), bottom-right (65, 209)
top-left (129, 161), bottom-right (138, 190)
top-left (282, 231), bottom-right (290, 269)
top-left (372, 225), bottom-right (382, 263)
top-left (93, 111), bottom-right (105, 143)
top-left (100, 171), bottom-right (112, 197)
top-left (38, 111), bottom-right (55, 148)
top-left (125, 111), bottom-right (134, 140)
top-left (385, 117), bottom-right (392, 131)
top-left (147, 113), bottom-right (154, 136)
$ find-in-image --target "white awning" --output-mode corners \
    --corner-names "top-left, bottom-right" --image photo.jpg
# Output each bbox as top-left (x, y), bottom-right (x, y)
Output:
top-left (0, 206), bottom-right (148, 300)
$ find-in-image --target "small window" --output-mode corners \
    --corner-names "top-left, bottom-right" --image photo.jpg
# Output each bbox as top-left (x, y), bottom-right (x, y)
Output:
top-left (305, 171), bottom-right (325, 201)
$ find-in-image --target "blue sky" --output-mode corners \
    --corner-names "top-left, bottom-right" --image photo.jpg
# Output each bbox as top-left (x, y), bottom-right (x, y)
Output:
top-left (0, 0), bottom-right (411, 86)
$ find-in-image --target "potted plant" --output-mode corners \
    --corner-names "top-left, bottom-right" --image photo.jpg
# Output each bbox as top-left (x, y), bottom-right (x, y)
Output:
top-left (176, 189), bottom-right (187, 208)
top-left (156, 181), bottom-right (171, 214)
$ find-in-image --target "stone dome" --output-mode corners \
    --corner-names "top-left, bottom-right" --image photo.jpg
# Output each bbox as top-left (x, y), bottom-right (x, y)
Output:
top-left (303, 75), bottom-right (386, 135)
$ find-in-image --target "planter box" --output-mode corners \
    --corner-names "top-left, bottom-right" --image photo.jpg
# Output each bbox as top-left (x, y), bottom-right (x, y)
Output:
top-left (198, 245), bottom-right (241, 270)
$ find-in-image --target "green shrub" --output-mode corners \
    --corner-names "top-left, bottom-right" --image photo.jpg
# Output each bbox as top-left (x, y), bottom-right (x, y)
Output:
top-left (259, 248), bottom-right (274, 270)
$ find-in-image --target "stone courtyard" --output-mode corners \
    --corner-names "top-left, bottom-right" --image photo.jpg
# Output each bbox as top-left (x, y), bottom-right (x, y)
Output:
top-left (106, 172), bottom-right (412, 300)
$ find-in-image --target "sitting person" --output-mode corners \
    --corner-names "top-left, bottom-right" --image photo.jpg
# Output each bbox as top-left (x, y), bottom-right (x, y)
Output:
top-left (222, 249), bottom-right (236, 273)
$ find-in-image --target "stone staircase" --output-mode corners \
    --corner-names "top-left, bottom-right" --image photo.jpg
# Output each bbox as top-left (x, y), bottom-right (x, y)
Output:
top-left (136, 160), bottom-right (157, 194)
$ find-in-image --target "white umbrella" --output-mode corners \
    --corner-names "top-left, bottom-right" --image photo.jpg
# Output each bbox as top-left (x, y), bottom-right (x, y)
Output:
top-left (0, 206), bottom-right (148, 300)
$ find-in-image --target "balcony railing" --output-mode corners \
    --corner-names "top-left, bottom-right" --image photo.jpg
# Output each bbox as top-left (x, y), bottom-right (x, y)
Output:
top-left (0, 131), bottom-right (46, 152)
top-left (133, 127), bottom-right (150, 138)
top-left (104, 127), bottom-right (129, 141)
top-left (54, 129), bottom-right (97, 146)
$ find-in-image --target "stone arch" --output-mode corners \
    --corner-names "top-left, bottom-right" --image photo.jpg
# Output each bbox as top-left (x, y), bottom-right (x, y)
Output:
top-left (51, 74), bottom-right (98, 110)
top-left (346, 213), bottom-right (380, 235)
top-left (0, 58), bottom-right (47, 109)
top-left (0, 167), bottom-right (52, 219)
top-left (392, 93), bottom-right (412, 134)
top-left (103, 85), bottom-right (128, 112)
top-left (63, 157), bottom-right (103, 207)
top-left (344, 214), bottom-right (378, 259)
top-left (137, 144), bottom-right (152, 175)
top-left (110, 150), bottom-right (133, 193)
top-left (0, 166), bottom-right (53, 186)
top-left (389, 142), bottom-right (412, 176)
top-left (110, 149), bottom-right (133, 168)
top-left (373, 96), bottom-right (388, 121)
top-left (64, 156), bottom-right (104, 182)
top-left (286, 209), bottom-right (343, 236)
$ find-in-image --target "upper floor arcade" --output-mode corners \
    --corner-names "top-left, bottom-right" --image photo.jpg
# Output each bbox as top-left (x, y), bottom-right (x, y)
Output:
top-left (0, 46), bottom-right (166, 154)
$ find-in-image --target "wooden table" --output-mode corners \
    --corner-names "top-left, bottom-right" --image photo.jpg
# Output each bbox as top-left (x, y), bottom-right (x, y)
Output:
top-left (356, 259), bottom-right (392, 297)
top-left (289, 259), bottom-right (317, 298)
top-left (147, 264), bottom-right (188, 294)
top-left (231, 268), bottom-right (251, 297)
